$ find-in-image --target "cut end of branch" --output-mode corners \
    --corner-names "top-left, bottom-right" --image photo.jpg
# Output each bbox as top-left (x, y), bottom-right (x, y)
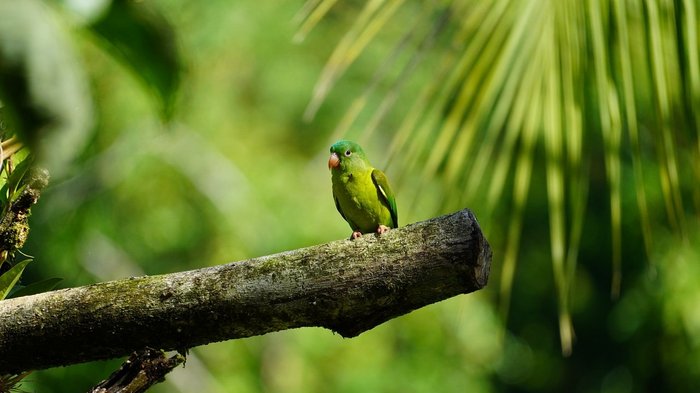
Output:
top-left (328, 209), bottom-right (492, 338)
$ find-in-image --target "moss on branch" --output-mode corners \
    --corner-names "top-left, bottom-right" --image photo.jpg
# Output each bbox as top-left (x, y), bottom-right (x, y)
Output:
top-left (0, 208), bottom-right (491, 374)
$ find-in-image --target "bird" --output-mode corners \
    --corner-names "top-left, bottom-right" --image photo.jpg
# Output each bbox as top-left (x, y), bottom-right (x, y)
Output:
top-left (328, 140), bottom-right (398, 239)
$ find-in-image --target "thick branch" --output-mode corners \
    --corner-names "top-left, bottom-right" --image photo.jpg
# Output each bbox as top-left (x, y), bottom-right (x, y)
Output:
top-left (0, 208), bottom-right (491, 373)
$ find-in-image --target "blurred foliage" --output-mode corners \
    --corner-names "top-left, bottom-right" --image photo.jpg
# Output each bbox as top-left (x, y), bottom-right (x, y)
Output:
top-left (91, 0), bottom-right (181, 118)
top-left (298, 0), bottom-right (700, 357)
top-left (0, 0), bottom-right (92, 176)
top-left (0, 0), bottom-right (696, 392)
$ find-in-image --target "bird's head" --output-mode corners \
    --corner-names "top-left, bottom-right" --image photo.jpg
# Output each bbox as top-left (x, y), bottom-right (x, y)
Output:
top-left (328, 140), bottom-right (369, 171)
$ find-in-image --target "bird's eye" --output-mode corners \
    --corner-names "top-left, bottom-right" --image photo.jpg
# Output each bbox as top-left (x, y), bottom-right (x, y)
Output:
top-left (344, 150), bottom-right (352, 157)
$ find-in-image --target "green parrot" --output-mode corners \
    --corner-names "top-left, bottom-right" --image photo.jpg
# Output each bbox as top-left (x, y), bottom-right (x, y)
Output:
top-left (328, 140), bottom-right (398, 239)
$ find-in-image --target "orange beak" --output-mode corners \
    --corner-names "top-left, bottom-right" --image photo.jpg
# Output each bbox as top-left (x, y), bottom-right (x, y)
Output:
top-left (328, 152), bottom-right (340, 170)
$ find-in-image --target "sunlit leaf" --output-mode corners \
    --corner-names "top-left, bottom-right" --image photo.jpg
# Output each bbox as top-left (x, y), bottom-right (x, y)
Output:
top-left (645, 0), bottom-right (686, 237)
top-left (441, 0), bottom-right (542, 190)
top-left (458, 2), bottom-right (545, 203)
top-left (559, 1), bottom-right (586, 314)
top-left (588, 0), bottom-right (624, 299)
top-left (0, 259), bottom-right (31, 300)
top-left (3, 154), bottom-right (33, 201)
top-left (499, 59), bottom-right (542, 329)
top-left (614, 0), bottom-right (654, 275)
top-left (347, 4), bottom-right (449, 145)
top-left (294, 0), bottom-right (339, 43)
top-left (304, 0), bottom-right (404, 121)
top-left (544, 4), bottom-right (574, 355)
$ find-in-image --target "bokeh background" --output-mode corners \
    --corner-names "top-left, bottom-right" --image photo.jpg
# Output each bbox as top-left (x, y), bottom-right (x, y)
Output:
top-left (0, 0), bottom-right (698, 391)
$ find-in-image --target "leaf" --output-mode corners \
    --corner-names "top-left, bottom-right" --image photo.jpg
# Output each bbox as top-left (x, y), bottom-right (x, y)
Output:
top-left (5, 153), bottom-right (34, 201)
top-left (294, 0), bottom-right (339, 43)
top-left (644, 0), bottom-right (686, 238)
top-left (498, 55), bottom-right (543, 336)
top-left (0, 259), bottom-right (31, 301)
top-left (0, 0), bottom-right (93, 177)
top-left (8, 277), bottom-right (62, 298)
top-left (90, 0), bottom-right (182, 118)
top-left (305, 0), bottom-right (700, 356)
top-left (303, 0), bottom-right (404, 121)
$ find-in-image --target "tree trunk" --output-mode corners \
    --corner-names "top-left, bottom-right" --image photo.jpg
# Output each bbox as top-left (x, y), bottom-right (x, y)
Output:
top-left (0, 208), bottom-right (491, 373)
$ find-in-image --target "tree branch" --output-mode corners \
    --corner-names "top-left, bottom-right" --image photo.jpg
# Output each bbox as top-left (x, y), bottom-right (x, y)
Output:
top-left (0, 208), bottom-right (491, 374)
top-left (87, 348), bottom-right (185, 393)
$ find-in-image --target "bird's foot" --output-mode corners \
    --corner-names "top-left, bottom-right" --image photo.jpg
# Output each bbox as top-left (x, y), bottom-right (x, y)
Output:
top-left (376, 225), bottom-right (390, 235)
top-left (351, 231), bottom-right (363, 240)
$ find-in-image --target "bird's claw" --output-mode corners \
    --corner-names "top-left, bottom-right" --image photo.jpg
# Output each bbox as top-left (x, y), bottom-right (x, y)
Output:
top-left (350, 226), bottom-right (390, 240)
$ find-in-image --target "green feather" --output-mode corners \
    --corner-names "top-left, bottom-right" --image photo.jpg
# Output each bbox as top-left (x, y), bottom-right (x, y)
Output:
top-left (371, 169), bottom-right (398, 228)
top-left (329, 140), bottom-right (398, 235)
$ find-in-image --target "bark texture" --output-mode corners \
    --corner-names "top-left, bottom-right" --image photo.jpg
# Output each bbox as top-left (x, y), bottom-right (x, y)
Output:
top-left (0, 208), bottom-right (491, 373)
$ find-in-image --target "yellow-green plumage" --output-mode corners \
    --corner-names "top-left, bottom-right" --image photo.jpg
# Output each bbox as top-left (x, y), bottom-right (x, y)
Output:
top-left (328, 140), bottom-right (397, 237)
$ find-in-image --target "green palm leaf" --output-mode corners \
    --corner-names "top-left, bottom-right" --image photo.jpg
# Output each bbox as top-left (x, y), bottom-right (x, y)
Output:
top-left (298, 0), bottom-right (698, 355)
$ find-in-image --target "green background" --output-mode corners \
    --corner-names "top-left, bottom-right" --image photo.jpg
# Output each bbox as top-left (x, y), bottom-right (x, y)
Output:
top-left (1, 0), bottom-right (697, 392)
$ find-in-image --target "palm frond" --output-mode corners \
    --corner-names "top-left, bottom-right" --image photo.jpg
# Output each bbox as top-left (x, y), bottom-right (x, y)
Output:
top-left (645, 0), bottom-right (687, 236)
top-left (587, 0), bottom-right (623, 299)
top-left (613, 0), bottom-right (653, 262)
top-left (498, 52), bottom-right (544, 342)
top-left (294, 0), bottom-right (338, 42)
top-left (303, 0), bottom-right (405, 121)
top-left (299, 0), bottom-right (699, 355)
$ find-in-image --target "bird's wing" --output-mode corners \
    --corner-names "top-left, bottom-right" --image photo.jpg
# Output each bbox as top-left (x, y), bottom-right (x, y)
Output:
top-left (371, 169), bottom-right (398, 228)
top-left (334, 194), bottom-right (359, 231)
